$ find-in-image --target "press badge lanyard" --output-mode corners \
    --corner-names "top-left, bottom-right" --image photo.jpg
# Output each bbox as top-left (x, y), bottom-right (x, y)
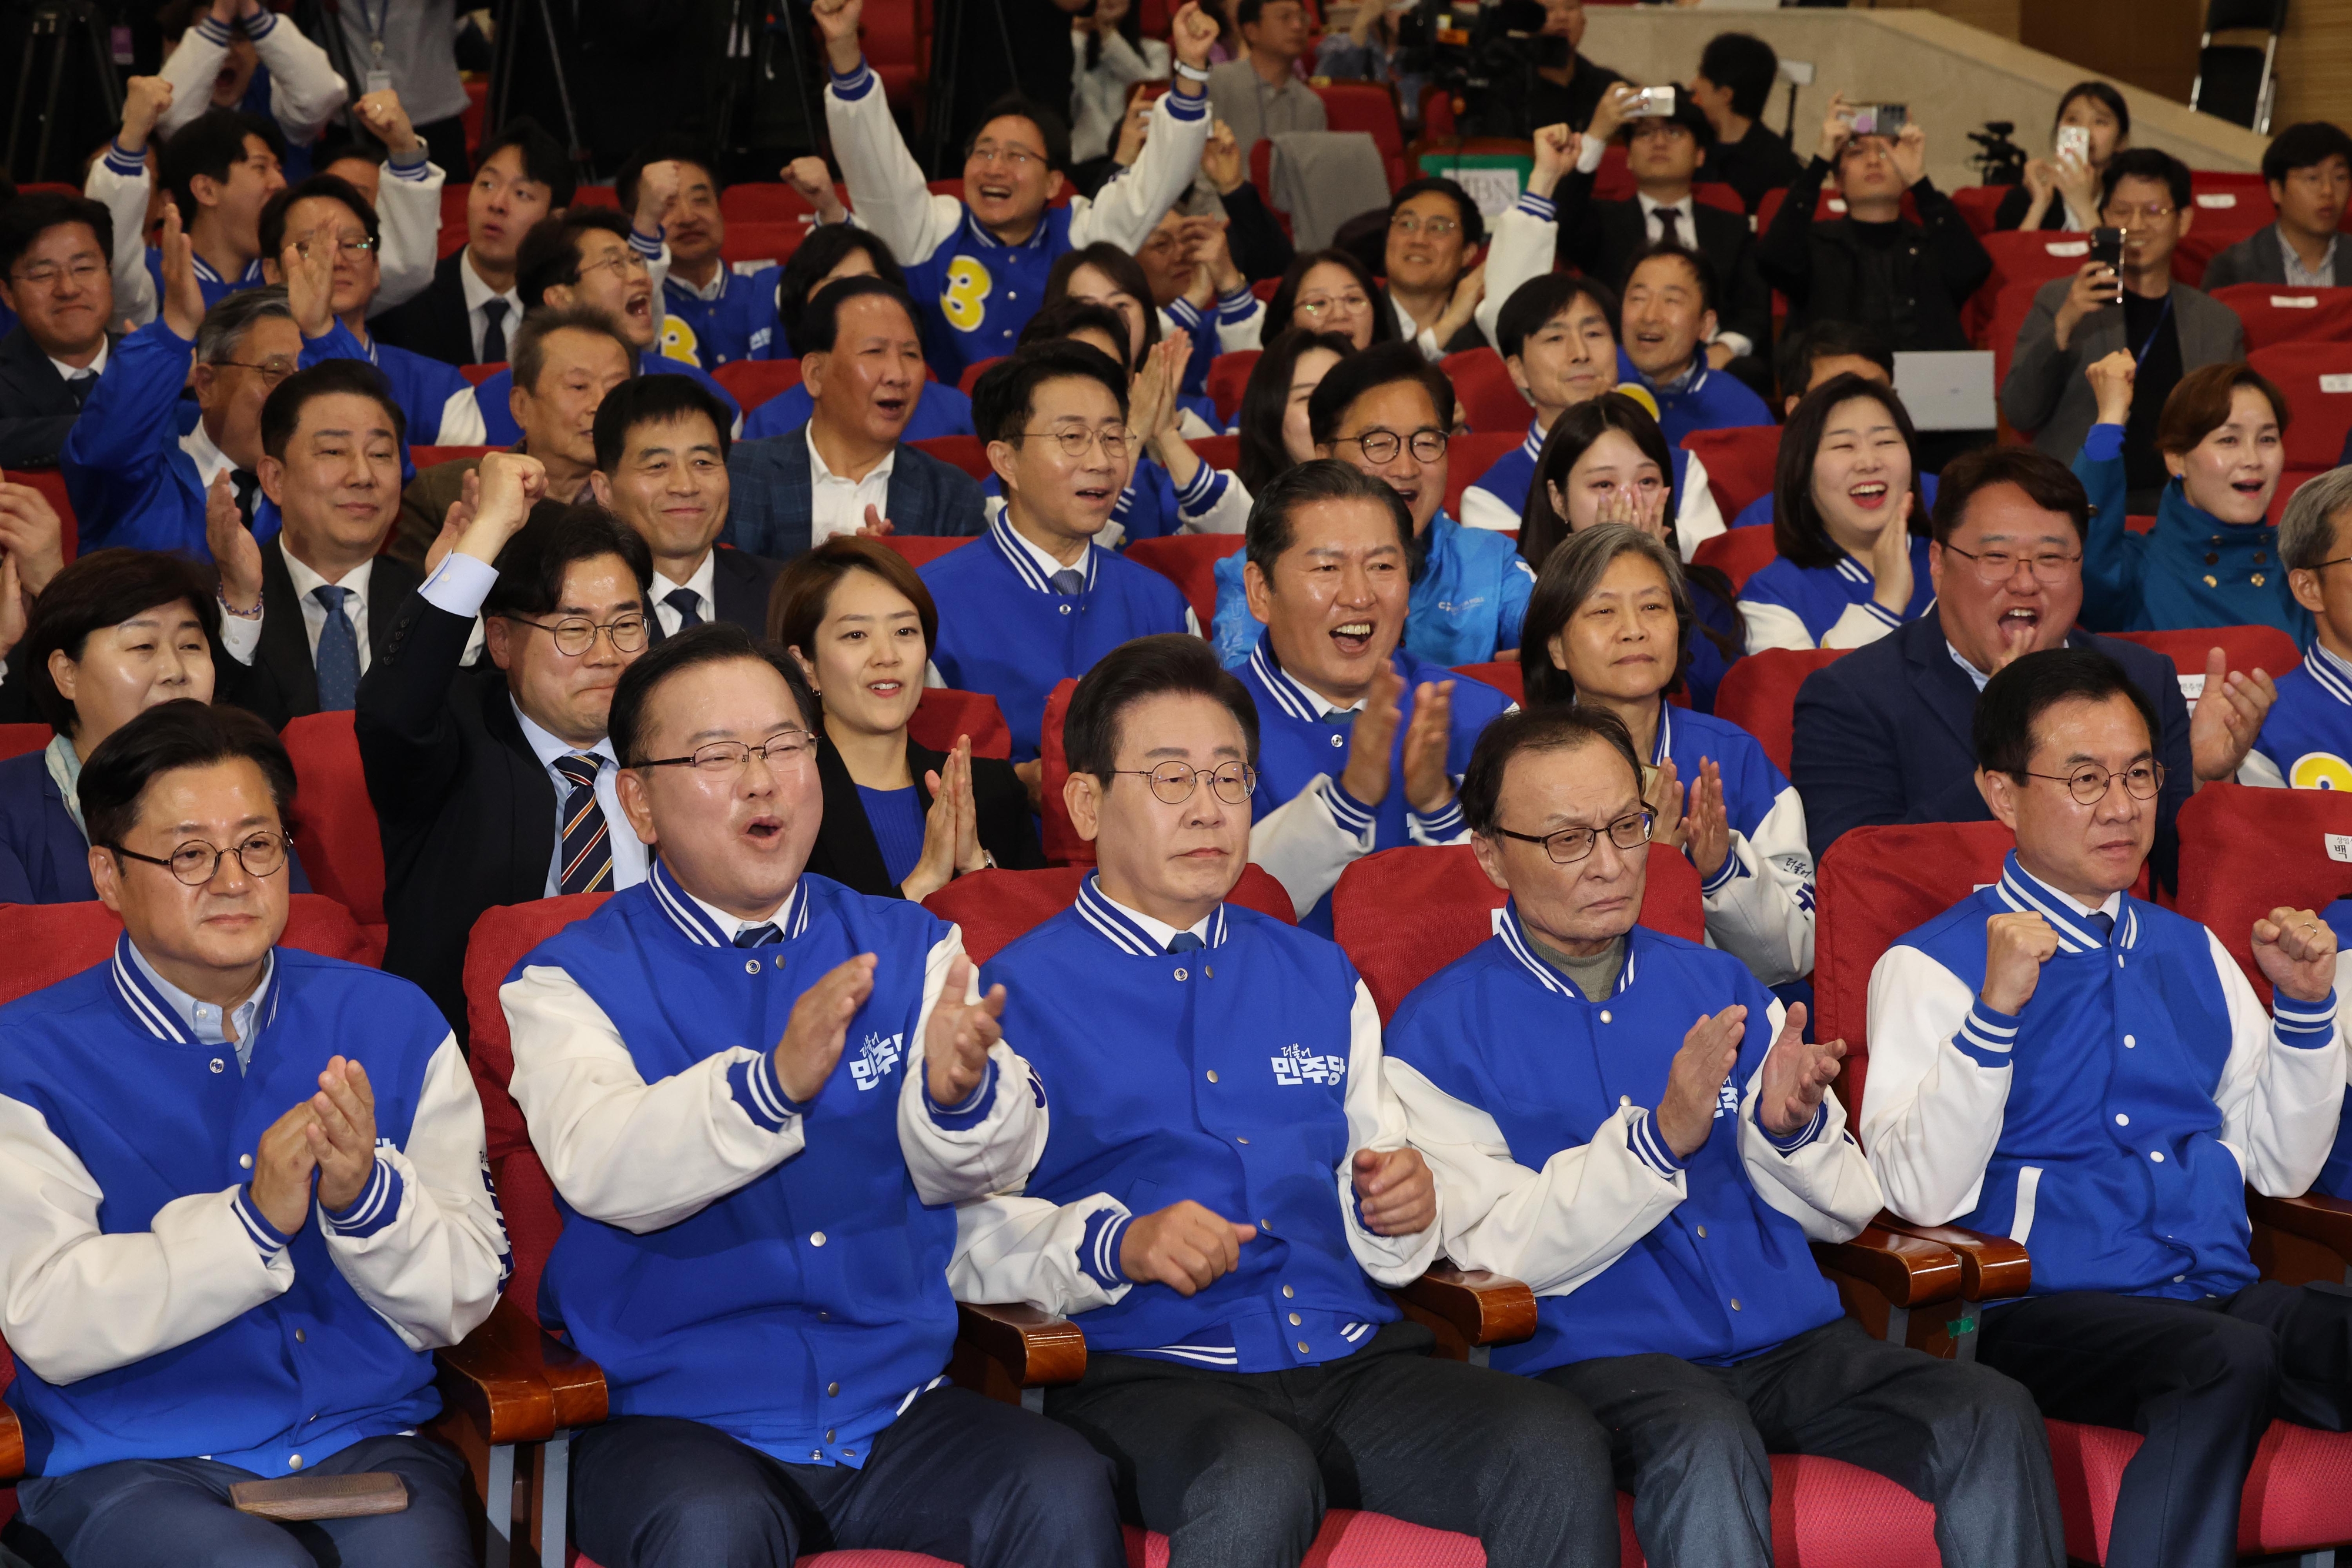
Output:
top-left (2130, 294), bottom-right (2174, 370)
top-left (358, 0), bottom-right (393, 93)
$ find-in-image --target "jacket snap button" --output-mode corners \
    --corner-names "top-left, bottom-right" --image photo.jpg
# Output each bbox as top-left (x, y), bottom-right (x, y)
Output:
top-left (1289, 1312), bottom-right (1302, 1325)
top-left (744, 959), bottom-right (761, 974)
top-left (210, 1058), bottom-right (226, 1074)
top-left (811, 1231), bottom-right (827, 1246)
top-left (2115, 1113), bottom-right (2129, 1126)
top-left (2149, 1151), bottom-right (2164, 1163)
top-left (240, 1154), bottom-right (253, 1169)
top-left (1174, 968), bottom-right (1188, 981)
top-left (1206, 1069), bottom-right (1218, 1082)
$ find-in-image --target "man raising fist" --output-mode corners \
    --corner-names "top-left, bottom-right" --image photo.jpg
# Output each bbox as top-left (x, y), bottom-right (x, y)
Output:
top-left (1866, 646), bottom-right (2348, 1568)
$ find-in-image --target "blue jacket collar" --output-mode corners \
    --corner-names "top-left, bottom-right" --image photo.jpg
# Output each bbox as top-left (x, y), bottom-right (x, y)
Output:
top-left (1497, 900), bottom-right (1639, 1001)
top-left (989, 514), bottom-right (1098, 595)
top-left (110, 931), bottom-right (282, 1045)
top-left (1995, 851), bottom-right (2139, 954)
top-left (1073, 870), bottom-right (1229, 957)
top-left (649, 857), bottom-right (808, 949)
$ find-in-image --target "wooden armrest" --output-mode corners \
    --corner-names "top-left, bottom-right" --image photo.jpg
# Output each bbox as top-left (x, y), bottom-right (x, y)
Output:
top-left (1870, 1213), bottom-right (2032, 1299)
top-left (1391, 1265), bottom-right (1539, 1358)
top-left (2250, 1191), bottom-right (2352, 1258)
top-left (950, 1302), bottom-right (1088, 1405)
top-left (0, 1395), bottom-right (21, 1484)
top-left (433, 1295), bottom-right (600, 1447)
top-left (1810, 1225), bottom-right (1963, 1309)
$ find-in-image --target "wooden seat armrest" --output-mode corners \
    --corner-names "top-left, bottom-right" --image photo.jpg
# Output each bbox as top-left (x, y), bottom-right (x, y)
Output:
top-left (950, 1302), bottom-right (1088, 1405)
top-left (1391, 1265), bottom-right (1539, 1360)
top-left (1870, 1214), bottom-right (2032, 1299)
top-left (2249, 1191), bottom-right (2352, 1259)
top-left (0, 1396), bottom-right (21, 1484)
top-left (433, 1296), bottom-right (562, 1447)
top-left (1810, 1225), bottom-right (1964, 1309)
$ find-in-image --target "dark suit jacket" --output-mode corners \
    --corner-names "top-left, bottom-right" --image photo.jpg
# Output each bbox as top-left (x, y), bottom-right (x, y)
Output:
top-left (1755, 157), bottom-right (1993, 352)
top-left (356, 589), bottom-right (559, 1033)
top-left (1792, 614), bottom-right (2194, 885)
top-left (2000, 278), bottom-right (2245, 463)
top-left (2199, 228), bottom-right (2300, 292)
top-left (1709, 122), bottom-right (1806, 216)
top-left (1551, 170), bottom-right (1772, 377)
top-left (0, 325), bottom-right (112, 469)
top-left (0, 746), bottom-right (313, 904)
top-left (648, 546), bottom-right (783, 641)
top-left (721, 425), bottom-right (988, 560)
top-left (804, 734), bottom-right (1045, 898)
top-left (371, 250), bottom-right (481, 368)
top-left (216, 539), bottom-right (424, 731)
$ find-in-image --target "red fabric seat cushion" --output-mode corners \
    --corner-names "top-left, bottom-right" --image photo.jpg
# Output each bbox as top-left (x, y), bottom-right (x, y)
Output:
top-left (2175, 781), bottom-right (2352, 1004)
top-left (2046, 1417), bottom-right (2352, 1562)
top-left (1123, 1510), bottom-right (1483, 1566)
top-left (1679, 427), bottom-right (1781, 523)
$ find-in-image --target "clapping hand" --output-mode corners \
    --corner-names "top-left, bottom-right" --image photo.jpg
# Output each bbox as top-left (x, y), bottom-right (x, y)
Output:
top-left (1755, 1004), bottom-right (1845, 1139)
top-left (2189, 646), bottom-right (2275, 781)
top-left (923, 955), bottom-right (1007, 1109)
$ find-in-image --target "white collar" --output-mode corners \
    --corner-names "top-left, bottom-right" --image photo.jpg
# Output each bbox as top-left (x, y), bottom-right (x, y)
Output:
top-left (805, 423), bottom-right (897, 488)
top-left (47, 337), bottom-right (108, 382)
top-left (2307, 639), bottom-right (2352, 707)
top-left (1247, 636), bottom-right (1375, 723)
top-left (180, 417), bottom-right (237, 489)
top-left (1997, 851), bottom-right (2133, 956)
top-left (647, 857), bottom-right (809, 948)
top-left (280, 538), bottom-right (375, 598)
top-left (1091, 880), bottom-right (1214, 952)
top-left (1638, 190), bottom-right (1695, 221)
top-left (508, 697), bottom-right (618, 777)
top-left (990, 511), bottom-right (1096, 593)
top-left (671, 266), bottom-right (730, 303)
top-left (686, 882), bottom-right (794, 941)
top-left (460, 248), bottom-right (522, 315)
top-left (653, 549), bottom-right (719, 613)
top-left (1946, 638), bottom-right (1993, 693)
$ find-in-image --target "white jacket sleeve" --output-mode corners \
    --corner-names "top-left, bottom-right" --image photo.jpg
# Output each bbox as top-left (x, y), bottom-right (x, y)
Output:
top-left (1859, 943), bottom-right (2018, 1225)
top-left (1676, 453), bottom-right (1726, 558)
top-left (250, 11), bottom-right (350, 146)
top-left (370, 155), bottom-right (446, 315)
top-left (1070, 89), bottom-right (1214, 253)
top-left (1473, 196), bottom-right (1556, 352)
top-left (1738, 600), bottom-right (1814, 654)
top-left (1735, 1023), bottom-right (1880, 1243)
top-left (1250, 773), bottom-right (1376, 918)
top-left (1177, 467), bottom-right (1252, 534)
top-left (2207, 931), bottom-right (2346, 1196)
top-left (950, 1191), bottom-right (1132, 1315)
top-left (825, 61), bottom-right (966, 266)
top-left (1819, 600), bottom-right (1905, 650)
top-left (1339, 982), bottom-right (1442, 1285)
top-left (320, 1035), bottom-right (507, 1352)
top-left (1459, 484), bottom-right (1522, 533)
top-left (2237, 749), bottom-right (2288, 788)
top-left (156, 22), bottom-right (230, 140)
top-left (503, 964), bottom-right (808, 1233)
top-left (896, 925), bottom-right (1050, 1205)
top-left (1698, 785), bottom-right (1816, 988)
top-left (0, 1092), bottom-right (292, 1385)
top-left (86, 145), bottom-right (158, 329)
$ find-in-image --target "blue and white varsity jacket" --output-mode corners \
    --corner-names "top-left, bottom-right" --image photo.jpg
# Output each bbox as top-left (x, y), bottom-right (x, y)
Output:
top-left (298, 327), bottom-right (483, 448)
top-left (1386, 914), bottom-right (1875, 1371)
top-left (919, 515), bottom-right (1195, 761)
top-left (1613, 349), bottom-right (1775, 452)
top-left (1212, 512), bottom-right (1536, 669)
top-left (472, 349), bottom-right (742, 446)
top-left (2313, 899), bottom-right (2352, 1201)
top-left (662, 262), bottom-right (786, 369)
top-left (1648, 703), bottom-right (1817, 987)
top-left (951, 875), bottom-right (1436, 1368)
top-left (981, 454), bottom-right (1251, 549)
top-left (502, 862), bottom-right (1048, 1468)
top-left (1863, 851), bottom-right (2344, 1298)
top-left (1241, 640), bottom-right (1514, 931)
top-left (744, 379), bottom-right (978, 443)
top-left (825, 54), bottom-right (1210, 381)
top-left (2241, 639), bottom-right (2352, 789)
top-left (1739, 534), bottom-right (1936, 653)
top-left (0, 938), bottom-right (506, 1477)
top-left (1460, 418), bottom-right (1728, 553)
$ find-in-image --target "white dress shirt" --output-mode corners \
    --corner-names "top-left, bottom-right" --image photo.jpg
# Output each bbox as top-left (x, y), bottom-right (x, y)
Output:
top-left (459, 248), bottom-right (523, 363)
top-left (180, 418), bottom-right (236, 490)
top-left (47, 337), bottom-right (108, 385)
top-left (807, 426), bottom-right (897, 546)
top-left (651, 550), bottom-right (720, 637)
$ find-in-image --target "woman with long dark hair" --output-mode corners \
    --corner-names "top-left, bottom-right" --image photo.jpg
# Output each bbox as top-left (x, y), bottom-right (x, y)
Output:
top-left (1996, 81), bottom-right (2130, 233)
top-left (1045, 242), bottom-right (1220, 433)
top-left (1234, 326), bottom-right (1354, 493)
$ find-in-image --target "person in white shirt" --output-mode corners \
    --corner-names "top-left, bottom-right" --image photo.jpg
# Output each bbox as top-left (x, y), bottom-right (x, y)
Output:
top-left (155, 0), bottom-right (347, 163)
top-left (1070, 0), bottom-right (1171, 165)
top-left (590, 375), bottom-right (781, 640)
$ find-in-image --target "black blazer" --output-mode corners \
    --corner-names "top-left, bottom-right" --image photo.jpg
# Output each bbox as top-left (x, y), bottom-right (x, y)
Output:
top-left (1755, 156), bottom-right (1993, 353)
top-left (216, 539), bottom-right (424, 731)
top-left (1551, 170), bottom-right (1772, 370)
top-left (1791, 614), bottom-right (2194, 885)
top-left (1709, 122), bottom-right (1806, 216)
top-left (721, 426), bottom-right (988, 560)
top-left (371, 250), bottom-right (482, 367)
top-left (805, 734), bottom-right (1044, 898)
top-left (0, 325), bottom-right (113, 469)
top-left (647, 546), bottom-right (783, 643)
top-left (356, 590), bottom-right (560, 1033)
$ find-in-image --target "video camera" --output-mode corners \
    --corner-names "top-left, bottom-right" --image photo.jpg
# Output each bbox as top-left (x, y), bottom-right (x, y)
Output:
top-left (1394, 0), bottom-right (1568, 106)
top-left (1966, 121), bottom-right (2029, 187)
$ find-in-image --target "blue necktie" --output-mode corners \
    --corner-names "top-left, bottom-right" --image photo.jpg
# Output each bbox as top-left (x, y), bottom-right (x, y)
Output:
top-left (734, 922), bottom-right (783, 948)
top-left (312, 585), bottom-right (359, 711)
top-left (2085, 911), bottom-right (2116, 944)
top-left (1049, 568), bottom-right (1086, 596)
top-left (666, 587), bottom-right (705, 630)
top-left (554, 753), bottom-right (612, 895)
top-left (1165, 931), bottom-right (1205, 954)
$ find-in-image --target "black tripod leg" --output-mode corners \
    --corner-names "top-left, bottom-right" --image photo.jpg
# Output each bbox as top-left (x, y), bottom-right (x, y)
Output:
top-left (5, 18), bottom-right (42, 176)
top-left (36, 15), bottom-right (71, 185)
top-left (81, 4), bottom-right (121, 122)
top-left (532, 0), bottom-right (592, 179)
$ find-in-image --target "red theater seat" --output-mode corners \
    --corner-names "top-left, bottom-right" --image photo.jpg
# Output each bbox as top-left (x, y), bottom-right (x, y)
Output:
top-left (1690, 524), bottom-right (1781, 596)
top-left (2105, 624), bottom-right (2301, 690)
top-left (924, 863), bottom-right (1295, 961)
top-left (457, 362), bottom-right (505, 387)
top-left (281, 711), bottom-right (388, 947)
top-left (0, 894), bottom-right (377, 1006)
top-left (1450, 660), bottom-right (1524, 704)
top-left (1441, 347), bottom-right (1532, 433)
top-left (1711, 647), bottom-right (1846, 777)
top-left (2176, 783), bottom-right (2352, 1004)
top-left (720, 182), bottom-right (852, 223)
top-left (1207, 350), bottom-right (1260, 425)
top-left (1972, 230), bottom-right (2101, 346)
top-left (1312, 81), bottom-right (1409, 191)
top-left (0, 723), bottom-right (50, 761)
top-left (2214, 284), bottom-right (2352, 352)
top-left (960, 356), bottom-right (1006, 394)
top-left (1443, 433), bottom-right (1524, 523)
top-left (911, 436), bottom-right (991, 480)
top-left (719, 222), bottom-right (807, 267)
top-left (711, 357), bottom-right (803, 413)
top-left (4, 469), bottom-right (76, 563)
top-left (1950, 185), bottom-right (2007, 236)
top-left (1124, 533), bottom-right (1244, 627)
top-left (1038, 678), bottom-right (1087, 866)
top-left (876, 534), bottom-right (973, 569)
top-left (410, 444), bottom-right (496, 470)
top-left (2250, 340), bottom-right (2352, 474)
top-left (1680, 427), bottom-right (1780, 524)
top-left (908, 688), bottom-right (1013, 761)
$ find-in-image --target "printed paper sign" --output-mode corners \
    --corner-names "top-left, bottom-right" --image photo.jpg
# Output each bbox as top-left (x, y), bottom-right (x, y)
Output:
top-left (2327, 834), bottom-right (2352, 864)
top-left (1454, 168), bottom-right (1521, 215)
top-left (2178, 672), bottom-right (2206, 711)
top-left (2322, 375), bottom-right (2352, 393)
top-left (2270, 295), bottom-right (2320, 308)
top-left (2046, 240), bottom-right (2089, 256)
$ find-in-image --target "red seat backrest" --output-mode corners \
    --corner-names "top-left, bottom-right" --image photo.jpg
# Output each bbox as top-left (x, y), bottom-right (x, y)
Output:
top-left (1038, 678), bottom-right (1088, 867)
top-left (1124, 533), bottom-right (1245, 628)
top-left (1441, 347), bottom-right (1533, 433)
top-left (876, 534), bottom-right (972, 570)
top-left (1450, 660), bottom-right (1524, 704)
top-left (0, 724), bottom-right (50, 761)
top-left (457, 362), bottom-right (505, 387)
top-left (1976, 230), bottom-right (2101, 343)
top-left (410, 445), bottom-right (495, 471)
top-left (958, 357), bottom-right (1006, 395)
top-left (1443, 432), bottom-right (1525, 522)
top-left (2176, 783), bottom-right (2352, 1006)
top-left (719, 222), bottom-right (806, 268)
top-left (2106, 624), bottom-right (2303, 685)
top-left (0, 895), bottom-right (378, 1008)
top-left (924, 864), bottom-right (1297, 963)
top-left (2214, 285), bottom-right (2352, 352)
top-left (1679, 426), bottom-right (1780, 522)
top-left (1332, 843), bottom-right (1706, 1023)
top-left (281, 711), bottom-right (387, 931)
top-left (908, 687), bottom-right (1013, 760)
top-left (2174, 177), bottom-right (2277, 286)
top-left (1207, 350), bottom-right (1261, 426)
top-left (1188, 434), bottom-right (1241, 472)
top-left (720, 182), bottom-right (850, 223)
top-left (2250, 341), bottom-right (2352, 472)
top-left (1950, 185), bottom-right (2007, 237)
top-left (1989, 277), bottom-right (2046, 396)
top-left (1690, 524), bottom-right (1782, 596)
top-left (1711, 647), bottom-right (1846, 777)
top-left (1693, 183), bottom-right (1745, 217)
top-left (463, 895), bottom-right (612, 1169)
top-left (572, 186), bottom-right (620, 209)
top-left (5, 470), bottom-right (76, 563)
top-left (911, 435), bottom-right (991, 481)
top-left (711, 359), bottom-right (803, 414)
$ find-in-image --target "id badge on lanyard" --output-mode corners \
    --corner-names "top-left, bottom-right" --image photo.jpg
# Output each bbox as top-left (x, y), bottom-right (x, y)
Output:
top-left (361, 0), bottom-right (392, 95)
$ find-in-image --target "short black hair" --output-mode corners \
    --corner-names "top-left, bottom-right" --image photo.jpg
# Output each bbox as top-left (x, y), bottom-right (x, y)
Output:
top-left (592, 375), bottom-right (733, 472)
top-left (512, 304), bottom-right (637, 394)
top-left (609, 621), bottom-right (814, 768)
top-left (1930, 444), bottom-right (2090, 546)
top-left (1698, 32), bottom-right (1779, 121)
top-left (482, 503), bottom-right (654, 621)
top-left (0, 191), bottom-right (112, 280)
top-left (1459, 706), bottom-right (1644, 839)
top-left (798, 275), bottom-right (920, 357)
top-left (1772, 373), bottom-right (1930, 569)
top-left (1774, 319), bottom-right (1893, 406)
top-left (2263, 121), bottom-right (2352, 188)
top-left (160, 109), bottom-right (287, 230)
top-left (260, 359), bottom-right (407, 461)
top-left (2053, 81), bottom-right (2130, 143)
top-left (81, 700), bottom-right (298, 857)
top-left (1974, 647), bottom-right (2157, 783)
top-left (1244, 457), bottom-right (1414, 583)
top-left (1065, 633), bottom-right (1259, 783)
top-left (971, 342), bottom-right (1129, 445)
top-left (24, 550), bottom-right (221, 736)
top-left (965, 93), bottom-right (1071, 176)
top-left (1387, 176), bottom-right (1486, 250)
top-left (476, 116), bottom-right (578, 211)
top-left (1621, 96), bottom-right (1716, 153)
top-left (516, 210), bottom-right (636, 310)
top-left (1618, 241), bottom-right (1718, 322)
top-left (776, 226), bottom-right (907, 354)
top-left (2099, 147), bottom-right (2190, 213)
top-left (1019, 298), bottom-right (1132, 362)
top-left (614, 135), bottom-right (720, 217)
top-left (258, 173), bottom-right (380, 269)
top-left (314, 135), bottom-right (388, 170)
top-left (1497, 273), bottom-right (1617, 364)
top-left (1306, 341), bottom-right (1454, 447)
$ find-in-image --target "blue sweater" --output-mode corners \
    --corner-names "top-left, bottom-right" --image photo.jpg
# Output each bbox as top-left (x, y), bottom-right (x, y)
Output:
top-left (472, 352), bottom-right (742, 447)
top-left (743, 379), bottom-right (976, 443)
top-left (1212, 513), bottom-right (1534, 668)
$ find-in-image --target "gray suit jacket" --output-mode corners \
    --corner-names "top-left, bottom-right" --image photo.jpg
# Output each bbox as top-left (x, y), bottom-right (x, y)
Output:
top-left (2000, 279), bottom-right (2246, 462)
top-left (2199, 228), bottom-right (2296, 292)
top-left (720, 424), bottom-right (987, 560)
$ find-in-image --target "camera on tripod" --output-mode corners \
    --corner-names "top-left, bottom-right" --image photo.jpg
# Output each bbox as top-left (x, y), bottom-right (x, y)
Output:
top-left (1966, 121), bottom-right (2029, 187)
top-left (1394, 0), bottom-right (1566, 106)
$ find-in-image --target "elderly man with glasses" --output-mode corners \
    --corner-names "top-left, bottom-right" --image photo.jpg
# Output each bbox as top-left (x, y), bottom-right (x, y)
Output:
top-left (1793, 445), bottom-right (2273, 887)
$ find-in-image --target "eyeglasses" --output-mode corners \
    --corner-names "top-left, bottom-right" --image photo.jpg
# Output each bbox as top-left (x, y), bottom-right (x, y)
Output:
top-left (215, 357), bottom-right (299, 385)
top-left (109, 830), bottom-right (288, 886)
top-left (577, 249), bottom-right (652, 280)
top-left (1389, 212), bottom-right (1461, 238)
top-left (1337, 428), bottom-right (1448, 464)
top-left (638, 728), bottom-right (816, 775)
top-left (1939, 543), bottom-right (2083, 584)
top-left (1021, 425), bottom-right (1131, 460)
top-left (9, 259), bottom-right (104, 290)
top-left (1493, 809), bottom-right (1653, 864)
top-left (969, 144), bottom-right (1044, 170)
top-left (1112, 760), bottom-right (1258, 805)
top-left (2023, 762), bottom-right (2166, 805)
top-left (2100, 204), bottom-right (2174, 223)
top-left (291, 235), bottom-right (379, 258)
top-left (1296, 292), bottom-right (1370, 320)
top-left (506, 613), bottom-right (650, 656)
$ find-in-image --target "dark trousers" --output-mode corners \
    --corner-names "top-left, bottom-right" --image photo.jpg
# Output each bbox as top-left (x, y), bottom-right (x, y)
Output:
top-left (1044, 1320), bottom-right (1617, 1568)
top-left (1978, 1282), bottom-right (2352, 1568)
top-left (569, 1386), bottom-right (1126, 1568)
top-left (1540, 1316), bottom-right (2061, 1568)
top-left (11, 1432), bottom-right (472, 1568)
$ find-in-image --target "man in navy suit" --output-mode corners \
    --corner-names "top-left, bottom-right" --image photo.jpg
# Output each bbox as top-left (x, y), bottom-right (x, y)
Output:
top-left (1793, 446), bottom-right (2275, 884)
top-left (589, 374), bottom-right (779, 638)
top-left (0, 193), bottom-right (117, 468)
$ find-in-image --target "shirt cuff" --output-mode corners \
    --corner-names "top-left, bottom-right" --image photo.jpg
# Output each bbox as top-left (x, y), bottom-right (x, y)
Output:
top-left (418, 551), bottom-right (500, 619)
top-left (1626, 1106), bottom-right (1683, 1176)
top-left (1077, 1205), bottom-right (1132, 1289)
top-left (1953, 999), bottom-right (2021, 1069)
top-left (1164, 296), bottom-right (1204, 333)
top-left (2273, 990), bottom-right (2339, 1046)
top-left (1321, 775), bottom-right (1377, 838)
top-left (727, 1051), bottom-right (808, 1133)
top-left (1859, 600), bottom-right (1904, 630)
top-left (1575, 136), bottom-right (1608, 175)
top-left (233, 1184), bottom-right (295, 1263)
top-left (926, 1058), bottom-right (1001, 1131)
top-left (1409, 797), bottom-right (1465, 840)
top-left (1163, 87), bottom-right (1208, 120)
top-left (195, 14), bottom-right (235, 44)
top-left (2083, 423), bottom-right (2126, 463)
top-left (1756, 1099), bottom-right (1829, 1152)
top-left (1174, 462), bottom-right (1221, 512)
top-left (828, 59), bottom-right (878, 100)
top-left (629, 227), bottom-right (664, 259)
top-left (217, 602), bottom-right (264, 664)
top-left (320, 1155), bottom-right (404, 1239)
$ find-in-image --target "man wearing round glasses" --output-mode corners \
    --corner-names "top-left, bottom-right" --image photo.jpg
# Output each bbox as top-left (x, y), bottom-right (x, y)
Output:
top-left (954, 634), bottom-right (1621, 1564)
top-left (1383, 702), bottom-right (2063, 1568)
top-left (2246, 466), bottom-right (2352, 788)
top-left (1866, 646), bottom-right (2348, 1568)
top-left (0, 698), bottom-right (506, 1566)
top-left (1795, 445), bottom-right (2271, 884)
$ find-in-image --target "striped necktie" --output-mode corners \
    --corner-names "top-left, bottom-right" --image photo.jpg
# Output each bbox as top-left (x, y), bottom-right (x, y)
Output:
top-left (554, 753), bottom-right (613, 894)
top-left (734, 923), bottom-right (783, 947)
